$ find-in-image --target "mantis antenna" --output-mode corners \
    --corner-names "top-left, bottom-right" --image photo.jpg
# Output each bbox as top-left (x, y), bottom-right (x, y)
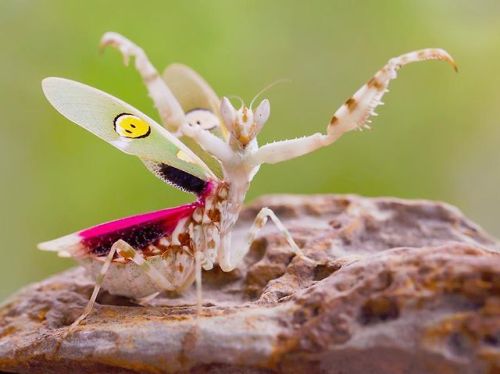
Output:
top-left (249, 79), bottom-right (291, 109)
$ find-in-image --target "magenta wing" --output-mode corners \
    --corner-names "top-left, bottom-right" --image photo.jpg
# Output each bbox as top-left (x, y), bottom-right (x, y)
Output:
top-left (38, 203), bottom-right (198, 257)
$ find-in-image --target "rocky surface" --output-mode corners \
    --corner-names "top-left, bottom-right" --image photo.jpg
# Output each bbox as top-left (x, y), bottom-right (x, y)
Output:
top-left (1, 194), bottom-right (500, 374)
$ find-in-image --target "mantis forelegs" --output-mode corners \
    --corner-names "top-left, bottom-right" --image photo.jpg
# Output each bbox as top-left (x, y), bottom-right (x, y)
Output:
top-left (100, 32), bottom-right (185, 133)
top-left (250, 48), bottom-right (457, 166)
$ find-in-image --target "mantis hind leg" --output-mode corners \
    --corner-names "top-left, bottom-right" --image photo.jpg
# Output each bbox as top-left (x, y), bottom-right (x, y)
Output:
top-left (67, 240), bottom-right (175, 334)
top-left (66, 240), bottom-right (120, 333)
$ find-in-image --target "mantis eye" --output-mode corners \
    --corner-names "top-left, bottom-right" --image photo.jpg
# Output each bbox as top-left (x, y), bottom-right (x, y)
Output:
top-left (114, 113), bottom-right (151, 138)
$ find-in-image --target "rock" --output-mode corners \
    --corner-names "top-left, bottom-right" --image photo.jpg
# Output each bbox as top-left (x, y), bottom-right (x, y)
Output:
top-left (1, 194), bottom-right (500, 374)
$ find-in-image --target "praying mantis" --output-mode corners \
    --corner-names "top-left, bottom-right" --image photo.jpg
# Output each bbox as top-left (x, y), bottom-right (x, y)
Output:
top-left (38, 32), bottom-right (456, 329)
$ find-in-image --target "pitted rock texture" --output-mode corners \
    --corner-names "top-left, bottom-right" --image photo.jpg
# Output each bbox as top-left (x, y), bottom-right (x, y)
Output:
top-left (1, 194), bottom-right (500, 374)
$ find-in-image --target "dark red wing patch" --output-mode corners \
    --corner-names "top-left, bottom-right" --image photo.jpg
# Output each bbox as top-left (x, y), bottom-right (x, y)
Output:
top-left (79, 203), bottom-right (197, 256)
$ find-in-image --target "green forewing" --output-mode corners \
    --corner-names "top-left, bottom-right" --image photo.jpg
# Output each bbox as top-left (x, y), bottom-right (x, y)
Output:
top-left (42, 77), bottom-right (216, 181)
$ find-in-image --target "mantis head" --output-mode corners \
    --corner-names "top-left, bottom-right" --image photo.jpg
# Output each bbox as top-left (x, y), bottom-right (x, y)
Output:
top-left (220, 97), bottom-right (270, 149)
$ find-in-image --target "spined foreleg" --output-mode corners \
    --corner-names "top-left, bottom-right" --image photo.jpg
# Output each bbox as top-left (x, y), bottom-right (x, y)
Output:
top-left (250, 49), bottom-right (457, 166)
top-left (100, 32), bottom-right (185, 133)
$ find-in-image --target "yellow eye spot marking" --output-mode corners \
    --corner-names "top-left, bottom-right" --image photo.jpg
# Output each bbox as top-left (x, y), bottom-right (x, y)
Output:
top-left (114, 113), bottom-right (151, 139)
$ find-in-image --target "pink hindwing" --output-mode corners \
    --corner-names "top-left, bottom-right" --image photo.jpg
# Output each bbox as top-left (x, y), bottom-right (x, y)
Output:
top-left (38, 203), bottom-right (197, 257)
top-left (38, 181), bottom-right (220, 258)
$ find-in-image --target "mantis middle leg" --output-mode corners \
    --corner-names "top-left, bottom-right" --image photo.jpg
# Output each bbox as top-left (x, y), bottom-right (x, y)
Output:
top-left (220, 207), bottom-right (315, 272)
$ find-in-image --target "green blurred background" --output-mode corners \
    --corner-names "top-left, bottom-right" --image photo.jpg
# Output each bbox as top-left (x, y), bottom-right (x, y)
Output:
top-left (1, 0), bottom-right (500, 300)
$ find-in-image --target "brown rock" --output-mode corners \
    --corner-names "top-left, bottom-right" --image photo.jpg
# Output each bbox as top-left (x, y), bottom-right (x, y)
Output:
top-left (1, 194), bottom-right (500, 374)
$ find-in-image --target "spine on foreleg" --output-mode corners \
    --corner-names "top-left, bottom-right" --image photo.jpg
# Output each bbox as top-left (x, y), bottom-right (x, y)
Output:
top-left (327, 48), bottom-right (457, 138)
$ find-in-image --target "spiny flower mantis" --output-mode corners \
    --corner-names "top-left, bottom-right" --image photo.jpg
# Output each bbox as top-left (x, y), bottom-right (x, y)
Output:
top-left (39, 32), bottom-right (456, 329)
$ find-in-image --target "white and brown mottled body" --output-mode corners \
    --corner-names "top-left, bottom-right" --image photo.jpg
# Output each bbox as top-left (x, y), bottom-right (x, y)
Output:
top-left (82, 181), bottom-right (229, 299)
top-left (39, 32), bottom-right (456, 329)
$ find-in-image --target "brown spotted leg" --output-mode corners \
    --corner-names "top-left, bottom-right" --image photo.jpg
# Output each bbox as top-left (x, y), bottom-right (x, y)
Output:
top-left (250, 49), bottom-right (457, 166)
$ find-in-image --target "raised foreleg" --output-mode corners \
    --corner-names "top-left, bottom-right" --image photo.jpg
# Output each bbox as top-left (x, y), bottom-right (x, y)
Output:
top-left (250, 49), bottom-right (457, 166)
top-left (180, 121), bottom-right (233, 163)
top-left (100, 32), bottom-right (185, 133)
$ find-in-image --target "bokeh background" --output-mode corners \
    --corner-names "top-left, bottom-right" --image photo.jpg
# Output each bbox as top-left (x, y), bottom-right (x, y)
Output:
top-left (1, 0), bottom-right (500, 300)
